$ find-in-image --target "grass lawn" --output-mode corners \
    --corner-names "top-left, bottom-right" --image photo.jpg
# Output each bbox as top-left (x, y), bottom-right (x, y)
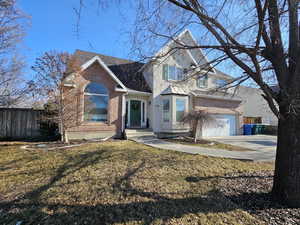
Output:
top-left (166, 138), bottom-right (253, 152)
top-left (0, 140), bottom-right (274, 225)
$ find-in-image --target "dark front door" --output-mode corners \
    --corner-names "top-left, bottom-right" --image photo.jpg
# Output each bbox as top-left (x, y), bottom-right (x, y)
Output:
top-left (130, 100), bottom-right (141, 127)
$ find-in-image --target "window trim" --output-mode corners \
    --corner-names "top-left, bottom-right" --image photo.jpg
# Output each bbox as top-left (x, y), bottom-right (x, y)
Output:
top-left (162, 64), bottom-right (184, 81)
top-left (126, 98), bottom-right (147, 128)
top-left (162, 98), bottom-right (171, 123)
top-left (83, 82), bottom-right (109, 123)
top-left (197, 75), bottom-right (208, 88)
top-left (175, 98), bottom-right (186, 122)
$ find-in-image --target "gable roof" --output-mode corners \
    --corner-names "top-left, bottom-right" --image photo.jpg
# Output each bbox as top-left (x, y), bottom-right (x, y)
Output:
top-left (151, 30), bottom-right (212, 68)
top-left (140, 29), bottom-right (223, 75)
top-left (81, 55), bottom-right (127, 90)
top-left (74, 50), bottom-right (151, 93)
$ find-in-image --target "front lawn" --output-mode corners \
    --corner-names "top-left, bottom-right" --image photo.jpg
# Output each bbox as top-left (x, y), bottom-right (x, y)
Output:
top-left (0, 140), bottom-right (278, 224)
top-left (166, 137), bottom-right (253, 151)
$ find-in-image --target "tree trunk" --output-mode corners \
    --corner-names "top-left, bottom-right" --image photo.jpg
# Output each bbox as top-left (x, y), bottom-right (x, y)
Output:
top-left (272, 104), bottom-right (300, 207)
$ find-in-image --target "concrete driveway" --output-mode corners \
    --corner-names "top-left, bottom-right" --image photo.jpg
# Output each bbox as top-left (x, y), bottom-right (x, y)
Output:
top-left (131, 135), bottom-right (276, 162)
top-left (208, 135), bottom-right (277, 151)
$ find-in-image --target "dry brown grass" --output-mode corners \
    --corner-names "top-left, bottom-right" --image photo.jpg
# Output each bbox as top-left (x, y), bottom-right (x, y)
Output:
top-left (0, 140), bottom-right (274, 225)
top-left (166, 138), bottom-right (254, 151)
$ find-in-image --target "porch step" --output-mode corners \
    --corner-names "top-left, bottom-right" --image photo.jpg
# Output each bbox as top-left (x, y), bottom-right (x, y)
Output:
top-left (125, 129), bottom-right (156, 139)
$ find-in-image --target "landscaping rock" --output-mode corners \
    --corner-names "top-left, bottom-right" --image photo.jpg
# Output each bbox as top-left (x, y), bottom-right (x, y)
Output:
top-left (219, 171), bottom-right (300, 225)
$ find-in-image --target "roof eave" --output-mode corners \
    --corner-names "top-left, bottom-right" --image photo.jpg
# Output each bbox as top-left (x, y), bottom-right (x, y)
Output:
top-left (81, 56), bottom-right (127, 91)
top-left (127, 89), bottom-right (152, 96)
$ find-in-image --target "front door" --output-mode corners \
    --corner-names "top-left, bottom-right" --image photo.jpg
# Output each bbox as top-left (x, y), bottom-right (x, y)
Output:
top-left (130, 100), bottom-right (141, 128)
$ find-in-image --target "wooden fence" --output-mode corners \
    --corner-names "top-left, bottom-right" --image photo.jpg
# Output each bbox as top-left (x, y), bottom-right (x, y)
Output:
top-left (0, 108), bottom-right (44, 140)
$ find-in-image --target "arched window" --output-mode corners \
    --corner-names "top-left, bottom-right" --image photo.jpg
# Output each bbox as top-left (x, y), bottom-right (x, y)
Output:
top-left (84, 82), bottom-right (109, 122)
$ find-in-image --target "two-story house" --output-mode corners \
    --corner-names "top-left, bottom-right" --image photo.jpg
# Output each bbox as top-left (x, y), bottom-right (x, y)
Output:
top-left (62, 29), bottom-right (244, 140)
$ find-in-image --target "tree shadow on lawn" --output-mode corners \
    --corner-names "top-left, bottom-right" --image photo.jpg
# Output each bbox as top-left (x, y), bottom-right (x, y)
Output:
top-left (0, 161), bottom-right (273, 225)
top-left (1, 192), bottom-right (239, 225)
top-left (2, 148), bottom-right (109, 202)
top-left (185, 173), bottom-right (293, 217)
top-left (0, 156), bottom-right (281, 225)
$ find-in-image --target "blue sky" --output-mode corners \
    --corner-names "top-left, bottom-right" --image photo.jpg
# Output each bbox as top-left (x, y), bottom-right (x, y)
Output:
top-left (17, 0), bottom-right (268, 86)
top-left (18, 0), bottom-right (246, 83)
top-left (19, 0), bottom-right (136, 78)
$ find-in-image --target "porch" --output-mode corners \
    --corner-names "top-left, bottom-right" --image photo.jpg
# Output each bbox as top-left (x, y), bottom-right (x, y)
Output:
top-left (125, 91), bottom-right (151, 129)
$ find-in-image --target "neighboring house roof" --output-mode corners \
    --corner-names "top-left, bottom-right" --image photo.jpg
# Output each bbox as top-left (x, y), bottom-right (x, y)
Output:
top-left (191, 90), bottom-right (242, 102)
top-left (214, 69), bottom-right (233, 80)
top-left (73, 50), bottom-right (152, 93)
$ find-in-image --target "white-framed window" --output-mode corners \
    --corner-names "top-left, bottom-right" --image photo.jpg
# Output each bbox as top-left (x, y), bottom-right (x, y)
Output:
top-left (163, 64), bottom-right (184, 81)
top-left (176, 98), bottom-right (186, 122)
top-left (84, 82), bottom-right (109, 122)
top-left (197, 75), bottom-right (208, 88)
top-left (162, 99), bottom-right (170, 122)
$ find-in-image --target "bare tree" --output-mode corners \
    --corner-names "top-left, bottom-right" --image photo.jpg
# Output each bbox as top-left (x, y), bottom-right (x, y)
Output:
top-left (0, 0), bottom-right (30, 107)
top-left (32, 51), bottom-right (81, 143)
top-left (181, 110), bottom-right (214, 142)
top-left (77, 0), bottom-right (300, 206)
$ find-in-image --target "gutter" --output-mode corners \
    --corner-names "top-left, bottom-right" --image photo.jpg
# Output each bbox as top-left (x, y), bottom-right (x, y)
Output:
top-left (127, 89), bottom-right (152, 96)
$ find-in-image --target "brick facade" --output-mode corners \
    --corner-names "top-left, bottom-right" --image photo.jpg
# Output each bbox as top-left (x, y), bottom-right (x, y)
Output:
top-left (63, 62), bottom-right (124, 139)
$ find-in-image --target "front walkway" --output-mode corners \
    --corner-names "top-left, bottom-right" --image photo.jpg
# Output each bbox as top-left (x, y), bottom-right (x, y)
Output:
top-left (130, 136), bottom-right (276, 162)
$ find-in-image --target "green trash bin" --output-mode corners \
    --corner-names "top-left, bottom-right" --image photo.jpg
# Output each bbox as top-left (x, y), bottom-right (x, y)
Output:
top-left (261, 125), bottom-right (266, 134)
top-left (254, 124), bottom-right (263, 134)
top-left (256, 124), bottom-right (262, 134)
top-left (252, 124), bottom-right (259, 134)
top-left (252, 124), bottom-right (257, 134)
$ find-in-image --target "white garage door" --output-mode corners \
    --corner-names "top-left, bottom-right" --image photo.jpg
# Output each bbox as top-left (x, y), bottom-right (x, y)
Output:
top-left (202, 114), bottom-right (236, 137)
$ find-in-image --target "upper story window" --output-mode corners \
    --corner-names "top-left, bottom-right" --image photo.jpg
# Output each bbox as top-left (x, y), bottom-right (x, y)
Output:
top-left (84, 82), bottom-right (109, 122)
top-left (215, 79), bottom-right (227, 88)
top-left (197, 75), bottom-right (208, 88)
top-left (162, 64), bottom-right (184, 81)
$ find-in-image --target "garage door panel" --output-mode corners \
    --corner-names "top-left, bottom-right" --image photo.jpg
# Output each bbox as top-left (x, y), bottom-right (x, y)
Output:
top-left (202, 114), bottom-right (236, 137)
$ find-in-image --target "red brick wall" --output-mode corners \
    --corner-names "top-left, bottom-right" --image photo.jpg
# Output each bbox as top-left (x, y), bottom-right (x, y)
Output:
top-left (63, 62), bottom-right (124, 138)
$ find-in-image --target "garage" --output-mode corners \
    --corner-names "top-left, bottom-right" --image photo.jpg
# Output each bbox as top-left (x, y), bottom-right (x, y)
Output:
top-left (202, 114), bottom-right (236, 137)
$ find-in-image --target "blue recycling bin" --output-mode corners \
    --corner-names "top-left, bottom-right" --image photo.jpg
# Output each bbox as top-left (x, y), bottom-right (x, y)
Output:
top-left (244, 124), bottom-right (253, 135)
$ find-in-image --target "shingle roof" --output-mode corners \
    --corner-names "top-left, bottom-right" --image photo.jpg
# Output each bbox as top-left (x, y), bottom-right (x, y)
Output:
top-left (74, 50), bottom-right (151, 93)
top-left (161, 85), bottom-right (188, 96)
top-left (191, 90), bottom-right (242, 101)
top-left (214, 69), bottom-right (233, 79)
